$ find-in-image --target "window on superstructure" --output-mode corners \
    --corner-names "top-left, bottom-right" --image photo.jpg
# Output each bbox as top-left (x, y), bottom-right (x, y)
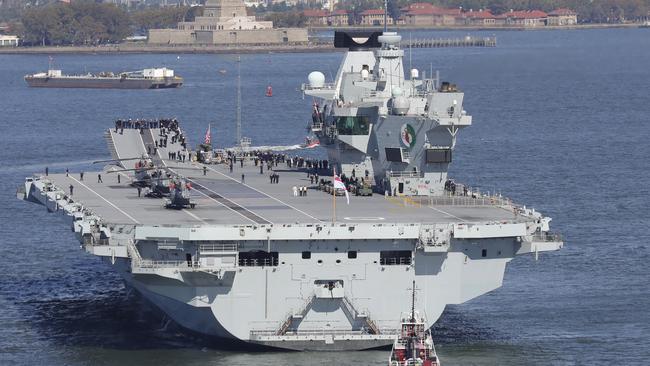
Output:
top-left (302, 251), bottom-right (311, 259)
top-left (239, 251), bottom-right (279, 267)
top-left (481, 249), bottom-right (487, 258)
top-left (380, 250), bottom-right (412, 265)
top-left (335, 116), bottom-right (370, 135)
top-left (348, 251), bottom-right (357, 259)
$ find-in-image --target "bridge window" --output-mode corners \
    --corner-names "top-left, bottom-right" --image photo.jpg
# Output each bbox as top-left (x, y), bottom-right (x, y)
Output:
top-left (302, 251), bottom-right (311, 259)
top-left (380, 250), bottom-right (412, 265)
top-left (336, 116), bottom-right (370, 135)
top-left (239, 251), bottom-right (278, 267)
top-left (348, 250), bottom-right (357, 259)
top-left (425, 149), bottom-right (452, 163)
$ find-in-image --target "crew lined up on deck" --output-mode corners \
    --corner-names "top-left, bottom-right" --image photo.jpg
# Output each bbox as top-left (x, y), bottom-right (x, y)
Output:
top-left (221, 150), bottom-right (330, 176)
top-left (115, 118), bottom-right (179, 133)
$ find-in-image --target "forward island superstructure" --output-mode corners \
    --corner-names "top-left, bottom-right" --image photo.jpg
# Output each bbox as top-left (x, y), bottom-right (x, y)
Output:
top-left (18, 31), bottom-right (562, 351)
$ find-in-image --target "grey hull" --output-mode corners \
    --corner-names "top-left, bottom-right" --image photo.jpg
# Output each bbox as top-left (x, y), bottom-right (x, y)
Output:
top-left (24, 76), bottom-right (183, 89)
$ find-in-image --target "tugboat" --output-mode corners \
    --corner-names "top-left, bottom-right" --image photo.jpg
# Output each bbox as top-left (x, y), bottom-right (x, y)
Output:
top-left (389, 282), bottom-right (441, 366)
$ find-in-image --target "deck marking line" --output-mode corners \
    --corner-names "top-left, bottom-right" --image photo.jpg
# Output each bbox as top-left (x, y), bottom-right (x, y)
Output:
top-left (68, 176), bottom-right (140, 224)
top-left (189, 180), bottom-right (272, 225)
top-left (182, 209), bottom-right (206, 224)
top-left (427, 205), bottom-right (468, 222)
top-left (143, 130), bottom-right (269, 225)
top-left (201, 164), bottom-right (322, 223)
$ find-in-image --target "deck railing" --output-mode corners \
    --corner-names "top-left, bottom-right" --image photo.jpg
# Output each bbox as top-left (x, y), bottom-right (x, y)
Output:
top-left (532, 231), bottom-right (563, 242)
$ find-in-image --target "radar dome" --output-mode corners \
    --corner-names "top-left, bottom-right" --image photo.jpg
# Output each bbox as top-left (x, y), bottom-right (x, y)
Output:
top-left (361, 69), bottom-right (369, 79)
top-left (308, 71), bottom-right (325, 88)
top-left (391, 87), bottom-right (403, 98)
top-left (392, 96), bottom-right (410, 115)
top-left (410, 69), bottom-right (419, 79)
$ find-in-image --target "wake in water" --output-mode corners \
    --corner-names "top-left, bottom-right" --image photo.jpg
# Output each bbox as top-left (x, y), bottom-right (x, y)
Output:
top-left (0, 159), bottom-right (102, 174)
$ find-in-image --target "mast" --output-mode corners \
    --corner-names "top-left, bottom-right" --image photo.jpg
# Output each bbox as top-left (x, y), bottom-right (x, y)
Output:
top-left (384, 0), bottom-right (388, 33)
top-left (236, 55), bottom-right (242, 146)
top-left (411, 280), bottom-right (416, 322)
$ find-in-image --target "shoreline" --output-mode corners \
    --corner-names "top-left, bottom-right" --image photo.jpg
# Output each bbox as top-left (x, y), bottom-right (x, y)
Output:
top-left (0, 43), bottom-right (341, 55)
top-left (311, 23), bottom-right (642, 32)
top-left (0, 23), bottom-right (642, 55)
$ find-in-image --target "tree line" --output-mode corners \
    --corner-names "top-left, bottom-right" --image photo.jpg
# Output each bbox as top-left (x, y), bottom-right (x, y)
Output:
top-left (19, 1), bottom-right (202, 46)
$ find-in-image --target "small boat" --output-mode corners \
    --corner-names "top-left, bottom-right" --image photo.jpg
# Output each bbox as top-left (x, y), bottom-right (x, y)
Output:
top-left (641, 21), bottom-right (650, 28)
top-left (302, 136), bottom-right (320, 149)
top-left (389, 282), bottom-right (441, 366)
top-left (266, 85), bottom-right (273, 97)
top-left (218, 69), bottom-right (227, 75)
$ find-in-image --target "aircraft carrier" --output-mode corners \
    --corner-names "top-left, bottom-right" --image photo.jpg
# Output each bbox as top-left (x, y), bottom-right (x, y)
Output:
top-left (17, 31), bottom-right (563, 351)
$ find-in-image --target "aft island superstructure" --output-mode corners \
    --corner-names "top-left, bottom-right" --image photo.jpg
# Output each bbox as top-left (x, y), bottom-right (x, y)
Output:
top-left (18, 31), bottom-right (562, 351)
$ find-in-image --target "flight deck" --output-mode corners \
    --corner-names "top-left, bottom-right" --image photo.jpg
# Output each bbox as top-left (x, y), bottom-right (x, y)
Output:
top-left (43, 160), bottom-right (520, 227)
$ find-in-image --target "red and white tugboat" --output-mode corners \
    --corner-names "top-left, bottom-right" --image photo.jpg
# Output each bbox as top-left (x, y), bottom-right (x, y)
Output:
top-left (389, 282), bottom-right (440, 366)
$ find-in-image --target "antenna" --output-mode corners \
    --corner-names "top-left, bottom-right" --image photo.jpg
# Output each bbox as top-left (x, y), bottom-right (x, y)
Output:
top-left (383, 0), bottom-right (388, 33)
top-left (236, 55), bottom-right (242, 146)
top-left (411, 280), bottom-right (416, 322)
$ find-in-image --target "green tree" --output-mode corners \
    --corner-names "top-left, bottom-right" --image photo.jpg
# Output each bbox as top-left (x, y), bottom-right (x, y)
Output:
top-left (21, 1), bottom-right (130, 46)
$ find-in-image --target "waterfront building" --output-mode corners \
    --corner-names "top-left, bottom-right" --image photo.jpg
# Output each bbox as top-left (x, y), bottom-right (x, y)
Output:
top-left (303, 9), bottom-right (329, 26)
top-left (502, 10), bottom-right (548, 27)
top-left (148, 0), bottom-right (307, 44)
top-left (329, 9), bottom-right (350, 26)
top-left (547, 8), bottom-right (578, 26)
top-left (303, 9), bottom-right (350, 26)
top-left (400, 3), bottom-right (461, 26)
top-left (0, 35), bottom-right (19, 47)
top-left (461, 10), bottom-right (497, 26)
top-left (359, 9), bottom-right (394, 26)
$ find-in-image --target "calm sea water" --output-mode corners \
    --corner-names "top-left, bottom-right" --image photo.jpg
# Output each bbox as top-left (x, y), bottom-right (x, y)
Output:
top-left (1, 28), bottom-right (649, 365)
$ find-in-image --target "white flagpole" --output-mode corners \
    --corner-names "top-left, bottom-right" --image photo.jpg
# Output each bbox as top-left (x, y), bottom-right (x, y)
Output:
top-left (333, 167), bottom-right (336, 223)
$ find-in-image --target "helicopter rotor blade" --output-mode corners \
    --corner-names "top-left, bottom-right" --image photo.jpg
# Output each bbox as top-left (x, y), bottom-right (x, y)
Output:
top-left (93, 157), bottom-right (147, 164)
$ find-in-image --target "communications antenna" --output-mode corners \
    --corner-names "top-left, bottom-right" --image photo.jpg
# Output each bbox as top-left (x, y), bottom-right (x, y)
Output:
top-left (236, 55), bottom-right (242, 146)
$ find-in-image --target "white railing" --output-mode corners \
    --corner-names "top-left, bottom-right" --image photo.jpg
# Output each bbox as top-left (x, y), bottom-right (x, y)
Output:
top-left (427, 193), bottom-right (513, 208)
top-left (302, 82), bottom-right (336, 91)
top-left (199, 243), bottom-right (238, 252)
top-left (136, 260), bottom-right (198, 269)
top-left (252, 328), bottom-right (399, 337)
top-left (388, 171), bottom-right (420, 178)
top-left (532, 231), bottom-right (563, 242)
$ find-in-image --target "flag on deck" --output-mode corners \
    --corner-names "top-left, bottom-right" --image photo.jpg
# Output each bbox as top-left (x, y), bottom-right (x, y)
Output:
top-left (333, 169), bottom-right (350, 205)
top-left (204, 124), bottom-right (211, 145)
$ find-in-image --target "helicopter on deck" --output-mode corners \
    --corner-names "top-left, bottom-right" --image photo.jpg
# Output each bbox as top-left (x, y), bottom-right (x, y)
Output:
top-left (97, 157), bottom-right (200, 208)
top-left (164, 176), bottom-right (196, 209)
top-left (95, 155), bottom-right (155, 187)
